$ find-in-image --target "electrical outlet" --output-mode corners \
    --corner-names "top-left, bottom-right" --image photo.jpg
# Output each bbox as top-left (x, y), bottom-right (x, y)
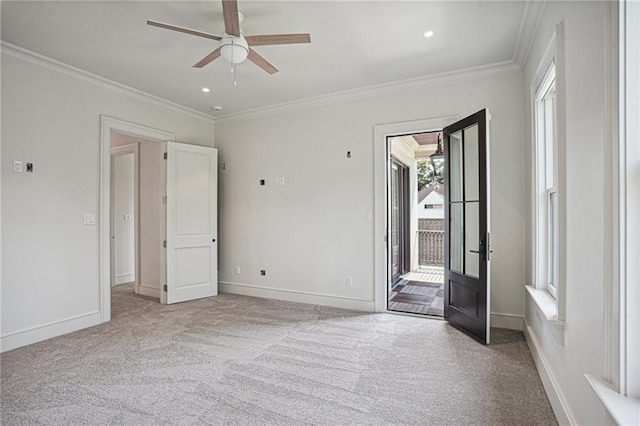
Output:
top-left (235, 266), bottom-right (241, 275)
top-left (26, 163), bottom-right (34, 173)
top-left (260, 179), bottom-right (265, 186)
top-left (274, 177), bottom-right (280, 185)
top-left (83, 214), bottom-right (96, 225)
top-left (260, 270), bottom-right (266, 276)
top-left (279, 178), bottom-right (285, 186)
top-left (346, 276), bottom-right (353, 286)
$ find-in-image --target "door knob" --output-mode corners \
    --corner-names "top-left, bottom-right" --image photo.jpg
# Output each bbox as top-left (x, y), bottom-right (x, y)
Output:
top-left (212, 238), bottom-right (216, 243)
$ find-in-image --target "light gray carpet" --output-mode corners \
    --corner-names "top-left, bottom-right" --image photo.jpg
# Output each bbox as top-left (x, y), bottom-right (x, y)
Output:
top-left (1, 284), bottom-right (557, 425)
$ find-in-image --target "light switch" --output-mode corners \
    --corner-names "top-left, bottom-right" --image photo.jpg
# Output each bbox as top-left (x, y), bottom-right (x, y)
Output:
top-left (13, 161), bottom-right (23, 173)
top-left (279, 178), bottom-right (285, 186)
top-left (123, 214), bottom-right (132, 221)
top-left (366, 211), bottom-right (373, 220)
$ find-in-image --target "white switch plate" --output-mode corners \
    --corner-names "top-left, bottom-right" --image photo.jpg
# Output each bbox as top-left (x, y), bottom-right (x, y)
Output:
top-left (274, 177), bottom-right (280, 185)
top-left (235, 266), bottom-right (241, 275)
top-left (366, 211), bottom-right (373, 220)
top-left (279, 178), bottom-right (285, 185)
top-left (83, 214), bottom-right (96, 225)
top-left (346, 276), bottom-right (353, 286)
top-left (13, 161), bottom-right (23, 173)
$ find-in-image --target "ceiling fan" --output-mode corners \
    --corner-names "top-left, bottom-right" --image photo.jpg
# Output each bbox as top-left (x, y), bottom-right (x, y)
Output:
top-left (147, 0), bottom-right (311, 79)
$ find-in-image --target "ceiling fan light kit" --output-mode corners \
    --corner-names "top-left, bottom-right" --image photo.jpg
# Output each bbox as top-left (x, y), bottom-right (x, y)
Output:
top-left (219, 35), bottom-right (249, 64)
top-left (147, 0), bottom-right (311, 83)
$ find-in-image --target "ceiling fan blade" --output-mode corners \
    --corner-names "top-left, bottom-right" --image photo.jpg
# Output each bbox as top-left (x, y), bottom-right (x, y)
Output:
top-left (247, 48), bottom-right (278, 75)
top-left (222, 0), bottom-right (241, 37)
top-left (245, 34), bottom-right (311, 46)
top-left (147, 20), bottom-right (221, 41)
top-left (193, 49), bottom-right (221, 68)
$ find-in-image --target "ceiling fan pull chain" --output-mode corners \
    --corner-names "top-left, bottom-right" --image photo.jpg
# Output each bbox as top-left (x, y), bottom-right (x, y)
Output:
top-left (234, 63), bottom-right (238, 86)
top-left (230, 39), bottom-right (235, 73)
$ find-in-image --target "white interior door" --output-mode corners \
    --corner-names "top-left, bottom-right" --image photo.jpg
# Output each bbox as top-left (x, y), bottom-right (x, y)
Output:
top-left (165, 142), bottom-right (218, 304)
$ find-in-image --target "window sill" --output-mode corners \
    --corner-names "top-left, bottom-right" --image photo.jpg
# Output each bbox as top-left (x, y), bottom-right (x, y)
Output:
top-left (585, 375), bottom-right (640, 426)
top-left (525, 285), bottom-right (564, 329)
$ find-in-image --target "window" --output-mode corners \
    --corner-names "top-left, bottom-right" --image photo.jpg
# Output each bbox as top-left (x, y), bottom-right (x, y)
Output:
top-left (535, 63), bottom-right (558, 299)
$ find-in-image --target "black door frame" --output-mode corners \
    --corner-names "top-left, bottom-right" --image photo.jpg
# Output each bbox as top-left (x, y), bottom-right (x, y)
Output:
top-left (389, 156), bottom-right (411, 285)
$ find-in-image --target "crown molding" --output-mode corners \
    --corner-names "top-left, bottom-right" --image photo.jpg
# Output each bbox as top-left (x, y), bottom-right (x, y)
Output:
top-left (216, 61), bottom-right (522, 123)
top-left (513, 0), bottom-right (547, 69)
top-left (0, 41), bottom-right (215, 123)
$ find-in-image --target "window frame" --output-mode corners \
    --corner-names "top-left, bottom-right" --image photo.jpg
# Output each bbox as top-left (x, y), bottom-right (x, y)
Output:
top-left (534, 62), bottom-right (559, 300)
top-left (586, 4), bottom-right (639, 423)
top-left (527, 23), bottom-right (566, 328)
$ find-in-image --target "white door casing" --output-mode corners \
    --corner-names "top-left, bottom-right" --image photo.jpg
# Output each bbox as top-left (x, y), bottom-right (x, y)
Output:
top-left (164, 142), bottom-right (218, 304)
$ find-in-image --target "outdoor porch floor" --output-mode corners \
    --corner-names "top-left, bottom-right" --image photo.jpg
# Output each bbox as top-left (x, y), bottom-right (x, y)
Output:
top-left (388, 266), bottom-right (445, 316)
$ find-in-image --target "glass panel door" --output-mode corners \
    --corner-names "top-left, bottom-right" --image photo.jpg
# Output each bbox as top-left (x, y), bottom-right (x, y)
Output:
top-left (444, 109), bottom-right (491, 344)
top-left (390, 159), bottom-right (409, 285)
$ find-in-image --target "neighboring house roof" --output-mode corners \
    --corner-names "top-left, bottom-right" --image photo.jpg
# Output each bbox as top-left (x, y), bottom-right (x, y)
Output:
top-left (418, 184), bottom-right (444, 204)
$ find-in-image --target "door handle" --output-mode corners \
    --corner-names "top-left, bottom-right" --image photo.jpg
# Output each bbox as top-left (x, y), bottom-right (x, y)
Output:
top-left (469, 249), bottom-right (480, 254)
top-left (212, 238), bottom-right (216, 243)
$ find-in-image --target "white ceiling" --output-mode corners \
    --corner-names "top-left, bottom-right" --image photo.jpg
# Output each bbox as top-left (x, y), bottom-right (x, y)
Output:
top-left (1, 1), bottom-right (527, 117)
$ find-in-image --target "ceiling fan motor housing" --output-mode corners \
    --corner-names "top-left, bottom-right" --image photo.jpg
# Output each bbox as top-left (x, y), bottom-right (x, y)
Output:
top-left (219, 34), bottom-right (249, 64)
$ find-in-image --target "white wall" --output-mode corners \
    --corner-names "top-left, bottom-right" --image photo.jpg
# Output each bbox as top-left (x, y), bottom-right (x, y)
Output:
top-left (112, 152), bottom-right (135, 285)
top-left (215, 69), bottom-right (526, 318)
top-left (1, 49), bottom-right (215, 351)
top-left (523, 2), bottom-right (611, 424)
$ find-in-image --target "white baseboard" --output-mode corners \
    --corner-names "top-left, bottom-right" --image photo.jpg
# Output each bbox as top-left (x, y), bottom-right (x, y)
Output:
top-left (115, 273), bottom-right (135, 285)
top-left (523, 323), bottom-right (575, 425)
top-left (491, 313), bottom-right (524, 330)
top-left (219, 281), bottom-right (375, 311)
top-left (0, 311), bottom-right (102, 353)
top-left (138, 283), bottom-right (160, 299)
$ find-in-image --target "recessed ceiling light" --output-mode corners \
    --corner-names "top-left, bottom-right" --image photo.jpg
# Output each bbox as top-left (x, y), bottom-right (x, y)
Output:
top-left (424, 31), bottom-right (434, 38)
top-left (212, 106), bottom-right (223, 111)
top-left (202, 87), bottom-right (210, 93)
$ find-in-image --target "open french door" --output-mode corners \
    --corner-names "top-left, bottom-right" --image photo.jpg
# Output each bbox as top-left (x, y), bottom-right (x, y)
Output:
top-left (443, 109), bottom-right (491, 344)
top-left (390, 159), bottom-right (410, 286)
top-left (164, 142), bottom-right (218, 304)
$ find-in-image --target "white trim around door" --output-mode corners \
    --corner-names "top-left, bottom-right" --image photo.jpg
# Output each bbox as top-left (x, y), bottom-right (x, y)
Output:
top-left (373, 116), bottom-right (458, 312)
top-left (99, 116), bottom-right (175, 323)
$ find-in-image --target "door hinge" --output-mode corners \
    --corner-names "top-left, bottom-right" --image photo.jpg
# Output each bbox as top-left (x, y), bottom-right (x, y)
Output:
top-left (163, 285), bottom-right (167, 292)
top-left (163, 152), bottom-right (168, 160)
top-left (163, 240), bottom-right (167, 248)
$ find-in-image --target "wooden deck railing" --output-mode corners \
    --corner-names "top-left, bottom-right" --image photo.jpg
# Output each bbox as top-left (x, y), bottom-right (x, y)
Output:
top-left (418, 230), bottom-right (444, 266)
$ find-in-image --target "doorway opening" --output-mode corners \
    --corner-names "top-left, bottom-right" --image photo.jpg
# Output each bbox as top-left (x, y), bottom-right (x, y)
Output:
top-left (100, 117), bottom-right (175, 322)
top-left (110, 131), bottom-right (165, 303)
top-left (387, 131), bottom-right (445, 316)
